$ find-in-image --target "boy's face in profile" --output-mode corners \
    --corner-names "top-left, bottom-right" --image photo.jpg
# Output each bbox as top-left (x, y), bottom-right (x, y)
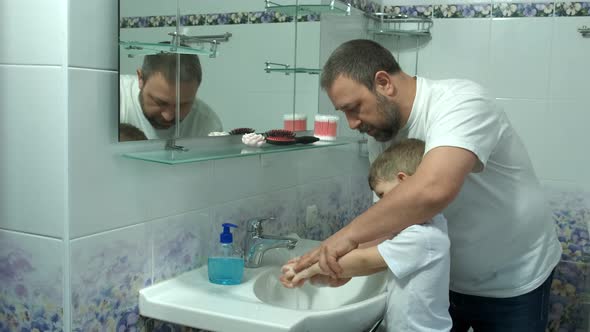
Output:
top-left (372, 172), bottom-right (409, 199)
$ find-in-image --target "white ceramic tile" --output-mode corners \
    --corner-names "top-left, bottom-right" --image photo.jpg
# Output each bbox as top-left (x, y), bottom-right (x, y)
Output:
top-left (495, 98), bottom-right (551, 179)
top-left (549, 17), bottom-right (590, 100)
top-left (210, 153), bottom-right (299, 204)
top-left (419, 18), bottom-right (492, 87)
top-left (0, 65), bottom-right (66, 237)
top-left (71, 223), bottom-right (150, 331)
top-left (541, 179), bottom-right (590, 192)
top-left (293, 144), bottom-right (369, 184)
top-left (69, 0), bottom-right (118, 70)
top-left (489, 18), bottom-right (554, 99)
top-left (497, 98), bottom-right (590, 190)
top-left (0, 0), bottom-right (66, 65)
top-left (0, 230), bottom-right (63, 331)
top-left (68, 68), bottom-right (216, 238)
top-left (151, 210), bottom-right (211, 282)
top-left (542, 99), bottom-right (590, 189)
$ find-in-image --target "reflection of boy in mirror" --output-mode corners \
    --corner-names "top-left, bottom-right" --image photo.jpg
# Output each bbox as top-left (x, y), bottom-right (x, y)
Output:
top-left (119, 51), bottom-right (222, 140)
top-left (119, 123), bottom-right (147, 142)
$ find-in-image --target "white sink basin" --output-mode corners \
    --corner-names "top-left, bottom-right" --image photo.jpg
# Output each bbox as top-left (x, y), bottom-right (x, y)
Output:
top-left (254, 268), bottom-right (387, 311)
top-left (139, 236), bottom-right (387, 332)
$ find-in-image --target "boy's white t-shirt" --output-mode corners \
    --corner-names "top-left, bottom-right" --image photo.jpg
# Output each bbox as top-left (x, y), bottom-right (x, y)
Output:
top-left (119, 74), bottom-right (222, 139)
top-left (377, 214), bottom-right (452, 332)
top-left (369, 77), bottom-right (561, 298)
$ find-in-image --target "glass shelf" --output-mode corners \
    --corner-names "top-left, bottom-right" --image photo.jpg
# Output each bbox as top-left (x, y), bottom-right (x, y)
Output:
top-left (265, 67), bottom-right (321, 75)
top-left (123, 138), bottom-right (355, 165)
top-left (119, 41), bottom-right (214, 57)
top-left (265, 2), bottom-right (350, 16)
top-left (367, 14), bottom-right (433, 37)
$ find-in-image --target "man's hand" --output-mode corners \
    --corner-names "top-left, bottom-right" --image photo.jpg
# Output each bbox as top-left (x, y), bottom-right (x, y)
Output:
top-left (293, 233), bottom-right (358, 278)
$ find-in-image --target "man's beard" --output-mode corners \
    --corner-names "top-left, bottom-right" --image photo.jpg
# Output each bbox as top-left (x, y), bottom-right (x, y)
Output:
top-left (358, 93), bottom-right (402, 142)
top-left (138, 90), bottom-right (174, 129)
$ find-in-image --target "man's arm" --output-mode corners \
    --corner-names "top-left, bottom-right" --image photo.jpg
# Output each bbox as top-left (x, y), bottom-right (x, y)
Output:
top-left (286, 246), bottom-right (386, 287)
top-left (295, 146), bottom-right (477, 276)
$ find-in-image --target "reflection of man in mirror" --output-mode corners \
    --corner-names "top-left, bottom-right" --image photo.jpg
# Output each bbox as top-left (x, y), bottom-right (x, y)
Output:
top-left (119, 52), bottom-right (222, 140)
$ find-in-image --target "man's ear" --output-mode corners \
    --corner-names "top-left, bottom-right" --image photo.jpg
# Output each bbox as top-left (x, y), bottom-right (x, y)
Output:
top-left (374, 71), bottom-right (394, 97)
top-left (136, 69), bottom-right (144, 89)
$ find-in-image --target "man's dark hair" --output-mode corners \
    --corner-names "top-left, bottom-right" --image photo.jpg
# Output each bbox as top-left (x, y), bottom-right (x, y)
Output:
top-left (320, 39), bottom-right (401, 91)
top-left (141, 43), bottom-right (202, 85)
top-left (119, 123), bottom-right (147, 142)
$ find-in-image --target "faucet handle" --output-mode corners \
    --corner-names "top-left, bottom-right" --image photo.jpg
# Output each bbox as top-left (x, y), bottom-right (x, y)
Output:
top-left (247, 217), bottom-right (275, 234)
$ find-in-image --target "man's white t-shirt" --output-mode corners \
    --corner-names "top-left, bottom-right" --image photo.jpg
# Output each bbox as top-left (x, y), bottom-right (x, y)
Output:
top-left (377, 214), bottom-right (452, 332)
top-left (119, 74), bottom-right (222, 140)
top-left (369, 77), bottom-right (561, 298)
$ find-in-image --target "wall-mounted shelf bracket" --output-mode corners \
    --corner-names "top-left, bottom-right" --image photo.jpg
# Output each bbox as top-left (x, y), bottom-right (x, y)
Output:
top-left (367, 13), bottom-right (433, 37)
top-left (579, 25), bottom-right (590, 38)
top-left (264, 61), bottom-right (321, 75)
top-left (265, 0), bottom-right (351, 17)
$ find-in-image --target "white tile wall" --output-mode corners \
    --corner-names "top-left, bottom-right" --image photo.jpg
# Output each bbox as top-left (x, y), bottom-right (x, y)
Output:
top-left (0, 0), bottom-right (66, 65)
top-left (0, 65), bottom-right (66, 238)
top-left (419, 18), bottom-right (492, 87)
top-left (549, 17), bottom-right (590, 100)
top-left (414, 17), bottom-right (589, 191)
top-left (69, 0), bottom-right (118, 70)
top-left (67, 68), bottom-right (218, 238)
top-left (489, 18), bottom-right (554, 99)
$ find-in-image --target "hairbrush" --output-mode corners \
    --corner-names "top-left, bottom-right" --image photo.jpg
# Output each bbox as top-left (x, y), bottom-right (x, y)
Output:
top-left (264, 129), bottom-right (295, 138)
top-left (266, 135), bottom-right (320, 146)
top-left (229, 127), bottom-right (255, 135)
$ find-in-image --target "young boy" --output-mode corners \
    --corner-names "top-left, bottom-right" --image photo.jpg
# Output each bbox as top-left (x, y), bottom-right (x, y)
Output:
top-left (281, 138), bottom-right (452, 332)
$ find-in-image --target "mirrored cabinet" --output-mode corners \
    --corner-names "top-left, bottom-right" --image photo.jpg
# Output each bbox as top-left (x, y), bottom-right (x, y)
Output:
top-left (118, 0), bottom-right (433, 165)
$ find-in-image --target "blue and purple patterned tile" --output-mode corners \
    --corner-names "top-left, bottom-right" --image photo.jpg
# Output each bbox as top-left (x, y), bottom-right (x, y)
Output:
top-left (210, 188), bottom-right (299, 253)
top-left (492, 2), bottom-right (555, 17)
top-left (152, 211), bottom-right (211, 283)
top-left (152, 319), bottom-right (210, 332)
top-left (384, 5), bottom-right (434, 18)
top-left (433, 4), bottom-right (492, 18)
top-left (555, 1), bottom-right (590, 16)
top-left (0, 231), bottom-right (63, 332)
top-left (348, 175), bottom-right (374, 222)
top-left (294, 177), bottom-right (350, 241)
top-left (71, 224), bottom-right (150, 332)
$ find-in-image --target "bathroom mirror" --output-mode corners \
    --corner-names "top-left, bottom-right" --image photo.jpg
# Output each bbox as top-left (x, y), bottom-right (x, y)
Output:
top-left (118, 0), bottom-right (318, 142)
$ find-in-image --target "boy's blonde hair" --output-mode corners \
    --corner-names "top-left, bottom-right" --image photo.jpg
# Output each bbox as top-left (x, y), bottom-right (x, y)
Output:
top-left (368, 138), bottom-right (425, 190)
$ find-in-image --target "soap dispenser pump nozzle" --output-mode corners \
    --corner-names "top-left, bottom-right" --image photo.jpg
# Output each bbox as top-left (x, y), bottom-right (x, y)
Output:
top-left (220, 223), bottom-right (238, 243)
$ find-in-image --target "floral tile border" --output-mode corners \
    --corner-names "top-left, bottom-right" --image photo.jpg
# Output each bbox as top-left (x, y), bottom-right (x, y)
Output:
top-left (120, 2), bottom-right (590, 28)
top-left (383, 5), bottom-right (435, 18)
top-left (555, 1), bottom-right (590, 15)
top-left (381, 2), bottom-right (589, 18)
top-left (492, 3), bottom-right (555, 17)
top-left (120, 0), bottom-right (381, 28)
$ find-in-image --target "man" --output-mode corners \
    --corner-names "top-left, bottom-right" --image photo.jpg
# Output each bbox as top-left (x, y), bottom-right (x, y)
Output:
top-left (294, 39), bottom-right (561, 331)
top-left (119, 51), bottom-right (222, 140)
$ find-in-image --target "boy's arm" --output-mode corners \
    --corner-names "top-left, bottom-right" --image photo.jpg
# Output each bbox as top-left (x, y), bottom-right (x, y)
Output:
top-left (292, 246), bottom-right (386, 285)
top-left (335, 246), bottom-right (387, 278)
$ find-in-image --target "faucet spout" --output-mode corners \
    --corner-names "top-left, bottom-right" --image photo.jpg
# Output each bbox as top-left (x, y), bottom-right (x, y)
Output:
top-left (243, 217), bottom-right (299, 268)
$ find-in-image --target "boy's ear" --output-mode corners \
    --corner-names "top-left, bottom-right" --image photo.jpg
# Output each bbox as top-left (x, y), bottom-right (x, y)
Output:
top-left (397, 172), bottom-right (408, 182)
top-left (136, 69), bottom-right (144, 89)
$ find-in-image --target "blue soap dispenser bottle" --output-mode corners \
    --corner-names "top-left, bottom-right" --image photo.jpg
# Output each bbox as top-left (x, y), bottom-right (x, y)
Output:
top-left (208, 223), bottom-right (244, 285)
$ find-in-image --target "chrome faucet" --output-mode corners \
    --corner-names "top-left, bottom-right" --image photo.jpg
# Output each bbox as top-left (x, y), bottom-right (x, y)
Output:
top-left (244, 217), bottom-right (298, 268)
